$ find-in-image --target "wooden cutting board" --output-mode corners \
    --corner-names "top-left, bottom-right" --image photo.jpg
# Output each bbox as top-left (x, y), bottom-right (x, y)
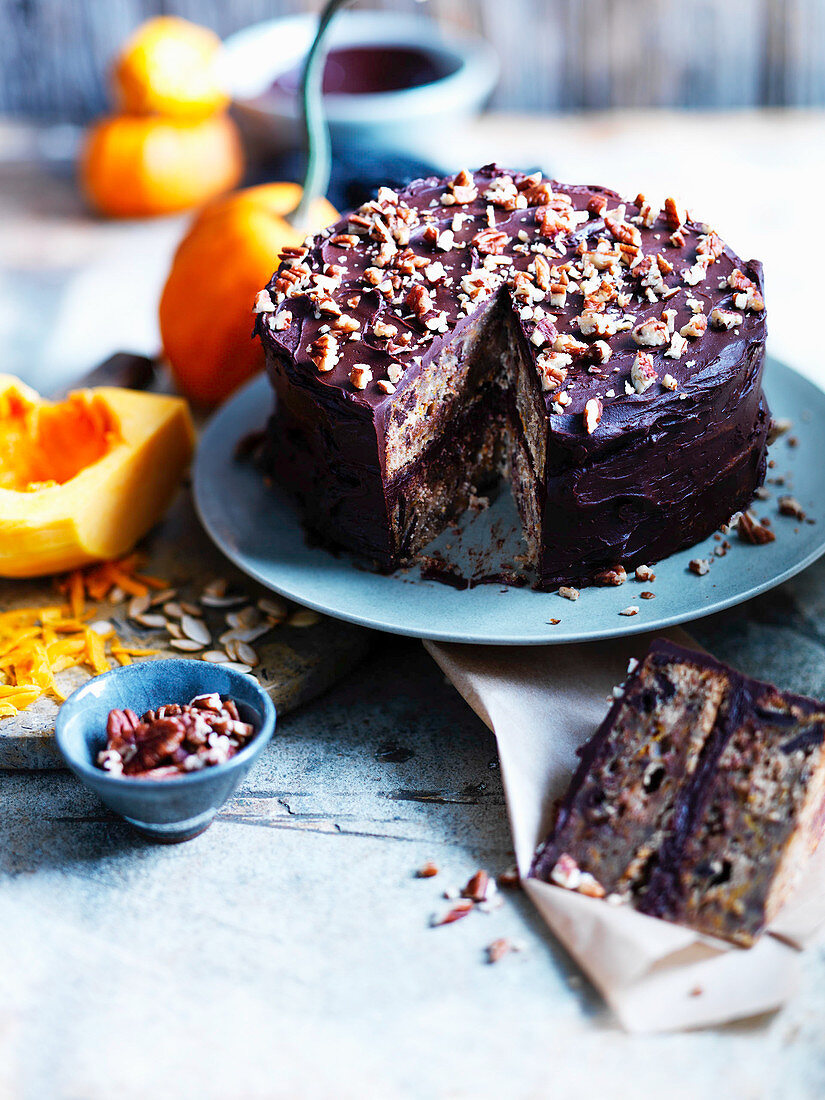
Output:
top-left (0, 488), bottom-right (372, 769)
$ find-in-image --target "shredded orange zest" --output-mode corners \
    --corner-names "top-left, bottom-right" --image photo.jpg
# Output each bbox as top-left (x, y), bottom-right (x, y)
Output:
top-left (110, 645), bottom-right (160, 658)
top-left (68, 569), bottom-right (85, 618)
top-left (133, 572), bottom-right (168, 590)
top-left (83, 628), bottom-right (110, 676)
top-left (0, 553), bottom-right (170, 721)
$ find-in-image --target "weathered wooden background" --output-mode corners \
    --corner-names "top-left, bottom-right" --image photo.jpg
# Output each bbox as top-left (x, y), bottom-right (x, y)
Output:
top-left (2, 0), bottom-right (825, 122)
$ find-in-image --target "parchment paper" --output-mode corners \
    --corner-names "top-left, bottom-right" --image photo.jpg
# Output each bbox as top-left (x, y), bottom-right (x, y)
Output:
top-left (425, 630), bottom-right (825, 1033)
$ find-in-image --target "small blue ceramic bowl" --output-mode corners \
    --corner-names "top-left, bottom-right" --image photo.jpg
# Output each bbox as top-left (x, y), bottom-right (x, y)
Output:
top-left (55, 659), bottom-right (276, 842)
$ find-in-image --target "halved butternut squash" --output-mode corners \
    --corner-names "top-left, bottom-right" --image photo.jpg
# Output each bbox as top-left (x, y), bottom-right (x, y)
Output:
top-left (0, 375), bottom-right (194, 577)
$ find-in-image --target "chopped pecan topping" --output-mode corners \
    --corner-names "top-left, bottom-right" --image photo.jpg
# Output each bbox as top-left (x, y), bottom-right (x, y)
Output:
top-left (631, 350), bottom-right (659, 392)
top-left (592, 339), bottom-right (612, 364)
top-left (738, 511), bottom-right (776, 545)
top-left (441, 168), bottom-right (478, 206)
top-left (550, 853), bottom-right (582, 889)
top-left (536, 351), bottom-right (570, 392)
top-left (309, 333), bottom-right (338, 373)
top-left (330, 233), bottom-right (360, 248)
top-left (665, 333), bottom-right (688, 359)
top-left (533, 253), bottom-right (552, 291)
top-left (372, 319), bottom-right (398, 340)
top-left (710, 307), bottom-right (743, 331)
top-left (578, 311), bottom-right (618, 338)
top-left (536, 205), bottom-right (574, 237)
top-left (663, 196), bottom-right (686, 229)
top-left (486, 938), bottom-right (514, 964)
top-left (416, 861), bottom-right (439, 878)
top-left (254, 289), bottom-right (277, 313)
top-left (778, 495), bottom-right (806, 520)
top-left (461, 870), bottom-right (491, 902)
top-left (680, 313), bottom-right (708, 339)
top-left (586, 194), bottom-right (608, 217)
top-left (584, 397), bottom-right (603, 435)
top-left (604, 213), bottom-right (641, 247)
top-left (332, 314), bottom-right (360, 335)
top-left (549, 282), bottom-right (567, 307)
top-left (430, 900), bottom-right (473, 926)
top-left (553, 333), bottom-right (588, 356)
top-left (484, 174), bottom-right (525, 210)
top-left (696, 231), bottom-right (725, 263)
top-left (632, 318), bottom-right (669, 348)
top-left (636, 194), bottom-right (659, 227)
top-left (278, 244), bottom-right (309, 263)
top-left (348, 364), bottom-right (373, 390)
top-left (594, 564), bottom-right (627, 586)
top-left (405, 284), bottom-right (434, 319)
top-left (689, 557), bottom-right (710, 575)
top-left (472, 229), bottom-right (510, 255)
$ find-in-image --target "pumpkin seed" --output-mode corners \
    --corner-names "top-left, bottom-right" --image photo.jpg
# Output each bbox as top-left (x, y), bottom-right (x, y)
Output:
top-left (170, 638), bottom-right (204, 652)
top-left (225, 606), bottom-right (259, 630)
top-left (219, 623), bottom-right (270, 646)
top-left (219, 661), bottom-right (253, 674)
top-left (134, 613), bottom-right (166, 629)
top-left (202, 650), bottom-right (229, 663)
top-left (163, 601), bottom-right (183, 619)
top-left (182, 614), bottom-right (211, 645)
top-left (149, 588), bottom-right (178, 606)
top-left (179, 601), bottom-right (202, 617)
top-left (236, 641), bottom-right (259, 667)
top-left (89, 620), bottom-right (113, 635)
top-left (165, 621), bottom-right (183, 639)
top-left (257, 596), bottom-right (288, 619)
top-left (202, 578), bottom-right (227, 599)
top-left (288, 609), bottom-right (321, 627)
top-left (129, 595), bottom-right (151, 619)
top-left (109, 585), bottom-right (126, 605)
top-left (200, 593), bottom-right (247, 608)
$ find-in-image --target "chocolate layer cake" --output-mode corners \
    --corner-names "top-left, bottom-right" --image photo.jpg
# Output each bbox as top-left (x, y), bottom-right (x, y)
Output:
top-left (531, 640), bottom-right (825, 946)
top-left (255, 166), bottom-right (768, 587)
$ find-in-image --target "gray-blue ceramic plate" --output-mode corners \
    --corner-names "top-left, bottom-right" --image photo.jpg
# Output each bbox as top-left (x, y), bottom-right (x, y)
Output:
top-left (193, 357), bottom-right (825, 645)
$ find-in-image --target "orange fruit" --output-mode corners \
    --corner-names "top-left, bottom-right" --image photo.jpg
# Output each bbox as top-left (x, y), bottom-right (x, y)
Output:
top-left (160, 183), bottom-right (339, 406)
top-left (80, 113), bottom-right (244, 218)
top-left (112, 16), bottom-right (230, 120)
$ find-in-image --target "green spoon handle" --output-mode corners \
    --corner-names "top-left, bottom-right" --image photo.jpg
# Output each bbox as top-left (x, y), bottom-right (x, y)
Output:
top-left (287, 0), bottom-right (354, 230)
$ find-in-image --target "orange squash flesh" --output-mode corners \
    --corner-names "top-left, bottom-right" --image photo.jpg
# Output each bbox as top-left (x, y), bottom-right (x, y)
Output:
top-left (0, 376), bottom-right (194, 578)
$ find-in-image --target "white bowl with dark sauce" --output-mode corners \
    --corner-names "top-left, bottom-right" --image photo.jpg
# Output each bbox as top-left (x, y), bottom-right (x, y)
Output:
top-left (222, 10), bottom-right (499, 167)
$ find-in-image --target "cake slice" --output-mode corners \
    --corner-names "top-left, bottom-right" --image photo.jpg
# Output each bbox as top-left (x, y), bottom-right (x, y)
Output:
top-left (530, 640), bottom-right (825, 945)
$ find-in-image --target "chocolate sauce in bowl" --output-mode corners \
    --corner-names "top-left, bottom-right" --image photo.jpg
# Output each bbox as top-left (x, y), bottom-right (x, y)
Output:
top-left (271, 44), bottom-right (458, 97)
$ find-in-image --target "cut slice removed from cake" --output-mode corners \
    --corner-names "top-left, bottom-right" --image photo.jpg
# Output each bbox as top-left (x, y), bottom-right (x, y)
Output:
top-left (530, 639), bottom-right (825, 946)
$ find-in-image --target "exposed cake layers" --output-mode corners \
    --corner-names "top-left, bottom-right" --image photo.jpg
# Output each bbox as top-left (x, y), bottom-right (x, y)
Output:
top-left (255, 166), bottom-right (768, 587)
top-left (530, 640), bottom-right (825, 946)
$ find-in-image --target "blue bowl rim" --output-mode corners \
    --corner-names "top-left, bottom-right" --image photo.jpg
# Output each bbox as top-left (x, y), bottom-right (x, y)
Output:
top-left (54, 658), bottom-right (277, 792)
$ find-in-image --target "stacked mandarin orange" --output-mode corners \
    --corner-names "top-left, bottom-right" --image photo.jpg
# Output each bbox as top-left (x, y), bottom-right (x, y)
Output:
top-left (80, 17), bottom-right (244, 218)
